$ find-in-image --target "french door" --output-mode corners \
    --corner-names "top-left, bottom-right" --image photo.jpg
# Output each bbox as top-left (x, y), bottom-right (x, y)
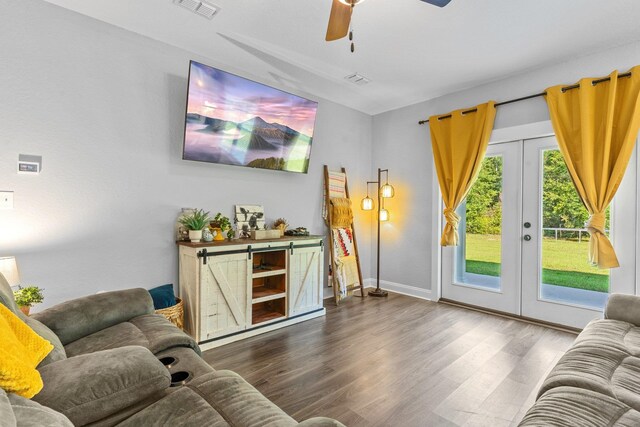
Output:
top-left (441, 141), bottom-right (522, 315)
top-left (441, 136), bottom-right (636, 329)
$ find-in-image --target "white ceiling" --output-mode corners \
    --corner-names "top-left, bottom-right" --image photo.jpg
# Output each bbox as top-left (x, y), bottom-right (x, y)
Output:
top-left (43, 0), bottom-right (640, 115)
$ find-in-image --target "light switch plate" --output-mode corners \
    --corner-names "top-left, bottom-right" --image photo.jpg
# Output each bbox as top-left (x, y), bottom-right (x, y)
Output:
top-left (0, 191), bottom-right (14, 209)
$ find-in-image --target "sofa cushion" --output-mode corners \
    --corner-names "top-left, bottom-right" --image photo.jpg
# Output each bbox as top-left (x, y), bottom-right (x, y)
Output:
top-left (31, 288), bottom-right (154, 345)
top-left (117, 387), bottom-right (229, 427)
top-left (64, 314), bottom-right (199, 357)
top-left (0, 389), bottom-right (15, 427)
top-left (64, 321), bottom-right (147, 357)
top-left (33, 346), bottom-right (170, 426)
top-left (18, 313), bottom-right (66, 367)
top-left (82, 392), bottom-right (172, 427)
top-left (520, 386), bottom-right (640, 426)
top-left (187, 370), bottom-right (297, 427)
top-left (538, 341), bottom-right (640, 412)
top-left (1, 388), bottom-right (73, 427)
top-left (574, 319), bottom-right (640, 356)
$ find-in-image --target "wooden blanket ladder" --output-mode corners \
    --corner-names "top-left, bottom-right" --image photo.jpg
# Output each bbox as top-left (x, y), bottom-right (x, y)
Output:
top-left (324, 165), bottom-right (366, 305)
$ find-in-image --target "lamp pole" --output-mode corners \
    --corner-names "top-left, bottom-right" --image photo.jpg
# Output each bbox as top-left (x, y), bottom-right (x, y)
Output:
top-left (368, 168), bottom-right (389, 297)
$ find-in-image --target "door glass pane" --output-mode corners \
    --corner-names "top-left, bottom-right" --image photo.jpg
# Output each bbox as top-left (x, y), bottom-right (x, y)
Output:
top-left (539, 149), bottom-right (610, 309)
top-left (455, 155), bottom-right (503, 290)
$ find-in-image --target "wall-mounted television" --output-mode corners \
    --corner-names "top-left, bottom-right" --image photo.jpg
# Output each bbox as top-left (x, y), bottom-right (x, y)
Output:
top-left (182, 60), bottom-right (318, 174)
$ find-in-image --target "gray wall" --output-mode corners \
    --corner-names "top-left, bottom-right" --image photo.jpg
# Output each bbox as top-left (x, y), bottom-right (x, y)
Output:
top-left (4, 0), bottom-right (640, 308)
top-left (0, 0), bottom-right (373, 308)
top-left (371, 41), bottom-right (640, 295)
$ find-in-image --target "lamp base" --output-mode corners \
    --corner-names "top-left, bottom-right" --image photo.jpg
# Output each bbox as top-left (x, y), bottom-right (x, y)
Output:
top-left (368, 288), bottom-right (388, 298)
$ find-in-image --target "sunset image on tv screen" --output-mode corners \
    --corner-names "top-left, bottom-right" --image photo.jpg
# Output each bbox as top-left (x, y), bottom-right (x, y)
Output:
top-left (182, 61), bottom-right (318, 173)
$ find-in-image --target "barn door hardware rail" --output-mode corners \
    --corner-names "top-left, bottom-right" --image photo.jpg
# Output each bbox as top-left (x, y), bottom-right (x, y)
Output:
top-left (197, 241), bottom-right (323, 264)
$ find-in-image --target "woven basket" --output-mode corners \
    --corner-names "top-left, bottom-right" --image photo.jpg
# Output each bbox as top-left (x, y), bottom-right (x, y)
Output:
top-left (155, 297), bottom-right (184, 330)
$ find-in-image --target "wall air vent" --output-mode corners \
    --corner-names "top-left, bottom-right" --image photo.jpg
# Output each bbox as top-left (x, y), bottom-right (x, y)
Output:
top-left (174, 0), bottom-right (219, 19)
top-left (344, 73), bottom-right (370, 86)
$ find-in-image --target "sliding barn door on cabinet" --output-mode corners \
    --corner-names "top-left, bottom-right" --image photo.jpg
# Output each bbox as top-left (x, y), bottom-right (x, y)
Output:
top-left (288, 246), bottom-right (323, 316)
top-left (200, 253), bottom-right (251, 340)
top-left (178, 237), bottom-right (326, 348)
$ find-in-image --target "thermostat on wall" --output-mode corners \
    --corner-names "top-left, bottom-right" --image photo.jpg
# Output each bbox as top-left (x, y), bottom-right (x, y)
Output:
top-left (18, 154), bottom-right (42, 174)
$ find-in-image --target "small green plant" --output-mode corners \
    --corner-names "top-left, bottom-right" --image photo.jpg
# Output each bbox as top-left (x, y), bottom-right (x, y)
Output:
top-left (210, 213), bottom-right (232, 231)
top-left (179, 209), bottom-right (210, 231)
top-left (13, 286), bottom-right (45, 308)
top-left (226, 229), bottom-right (236, 240)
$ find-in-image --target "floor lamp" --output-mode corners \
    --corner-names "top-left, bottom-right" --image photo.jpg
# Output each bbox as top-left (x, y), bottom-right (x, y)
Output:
top-left (361, 168), bottom-right (395, 297)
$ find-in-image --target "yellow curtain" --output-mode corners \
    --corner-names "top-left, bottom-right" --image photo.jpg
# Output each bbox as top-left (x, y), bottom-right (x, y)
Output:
top-left (429, 102), bottom-right (496, 246)
top-left (545, 66), bottom-right (640, 268)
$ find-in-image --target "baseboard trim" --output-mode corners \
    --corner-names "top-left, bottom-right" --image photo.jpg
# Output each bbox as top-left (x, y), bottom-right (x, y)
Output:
top-left (439, 298), bottom-right (581, 334)
top-left (363, 279), bottom-right (432, 301)
top-left (323, 280), bottom-right (433, 301)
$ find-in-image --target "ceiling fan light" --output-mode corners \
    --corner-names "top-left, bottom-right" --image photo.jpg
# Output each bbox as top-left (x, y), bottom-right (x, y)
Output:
top-left (338, 0), bottom-right (366, 5)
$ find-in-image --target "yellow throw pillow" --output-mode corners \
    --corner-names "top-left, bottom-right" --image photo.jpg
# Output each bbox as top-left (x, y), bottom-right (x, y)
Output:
top-left (0, 304), bottom-right (53, 398)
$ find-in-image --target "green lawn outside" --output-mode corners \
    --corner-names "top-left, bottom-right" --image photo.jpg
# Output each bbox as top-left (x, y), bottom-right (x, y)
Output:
top-left (464, 234), bottom-right (609, 293)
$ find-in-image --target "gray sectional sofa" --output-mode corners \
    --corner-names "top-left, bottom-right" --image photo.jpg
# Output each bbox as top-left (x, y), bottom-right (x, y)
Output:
top-left (520, 293), bottom-right (640, 426)
top-left (0, 274), bottom-right (343, 426)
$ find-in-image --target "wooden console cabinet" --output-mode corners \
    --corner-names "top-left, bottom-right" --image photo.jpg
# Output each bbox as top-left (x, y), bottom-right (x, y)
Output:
top-left (177, 236), bottom-right (325, 349)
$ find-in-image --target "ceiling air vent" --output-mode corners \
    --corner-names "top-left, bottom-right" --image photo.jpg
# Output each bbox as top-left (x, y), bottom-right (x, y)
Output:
top-left (174, 0), bottom-right (219, 19)
top-left (344, 73), bottom-right (370, 86)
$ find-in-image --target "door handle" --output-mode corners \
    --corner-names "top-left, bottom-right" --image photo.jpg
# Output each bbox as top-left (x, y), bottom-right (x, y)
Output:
top-left (523, 235), bottom-right (532, 241)
top-left (524, 222), bottom-right (531, 228)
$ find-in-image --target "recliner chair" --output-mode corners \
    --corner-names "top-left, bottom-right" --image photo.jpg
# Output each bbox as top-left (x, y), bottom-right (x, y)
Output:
top-left (0, 274), bottom-right (343, 426)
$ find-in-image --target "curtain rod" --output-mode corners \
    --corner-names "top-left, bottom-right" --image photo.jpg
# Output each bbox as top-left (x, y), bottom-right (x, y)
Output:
top-left (417, 71), bottom-right (632, 125)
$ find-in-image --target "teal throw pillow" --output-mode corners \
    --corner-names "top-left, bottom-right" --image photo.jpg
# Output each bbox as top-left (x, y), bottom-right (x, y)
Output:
top-left (148, 284), bottom-right (176, 310)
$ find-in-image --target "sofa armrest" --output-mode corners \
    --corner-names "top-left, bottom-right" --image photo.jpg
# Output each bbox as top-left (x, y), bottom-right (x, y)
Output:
top-left (33, 346), bottom-right (170, 426)
top-left (297, 418), bottom-right (347, 427)
top-left (604, 293), bottom-right (640, 326)
top-left (31, 288), bottom-right (154, 345)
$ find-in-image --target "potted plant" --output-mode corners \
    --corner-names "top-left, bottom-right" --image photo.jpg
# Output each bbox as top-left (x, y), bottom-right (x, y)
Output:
top-left (13, 286), bottom-right (44, 316)
top-left (178, 209), bottom-right (210, 242)
top-left (273, 218), bottom-right (289, 237)
top-left (210, 213), bottom-right (232, 241)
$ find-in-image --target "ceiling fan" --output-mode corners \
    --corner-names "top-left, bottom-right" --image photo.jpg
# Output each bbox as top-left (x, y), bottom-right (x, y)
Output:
top-left (326, 0), bottom-right (452, 52)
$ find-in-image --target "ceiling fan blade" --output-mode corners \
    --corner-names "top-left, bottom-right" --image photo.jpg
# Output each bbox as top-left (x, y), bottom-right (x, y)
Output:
top-left (326, 0), bottom-right (352, 41)
top-left (419, 0), bottom-right (452, 7)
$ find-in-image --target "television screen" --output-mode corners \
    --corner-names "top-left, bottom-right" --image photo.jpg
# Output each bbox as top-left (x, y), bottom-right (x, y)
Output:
top-left (182, 61), bottom-right (318, 173)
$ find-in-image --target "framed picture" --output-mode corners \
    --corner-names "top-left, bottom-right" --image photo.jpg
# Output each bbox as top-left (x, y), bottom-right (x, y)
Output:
top-left (235, 205), bottom-right (265, 238)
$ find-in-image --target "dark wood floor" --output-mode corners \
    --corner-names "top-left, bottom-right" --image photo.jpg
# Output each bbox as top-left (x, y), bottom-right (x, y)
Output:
top-left (203, 293), bottom-right (576, 427)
